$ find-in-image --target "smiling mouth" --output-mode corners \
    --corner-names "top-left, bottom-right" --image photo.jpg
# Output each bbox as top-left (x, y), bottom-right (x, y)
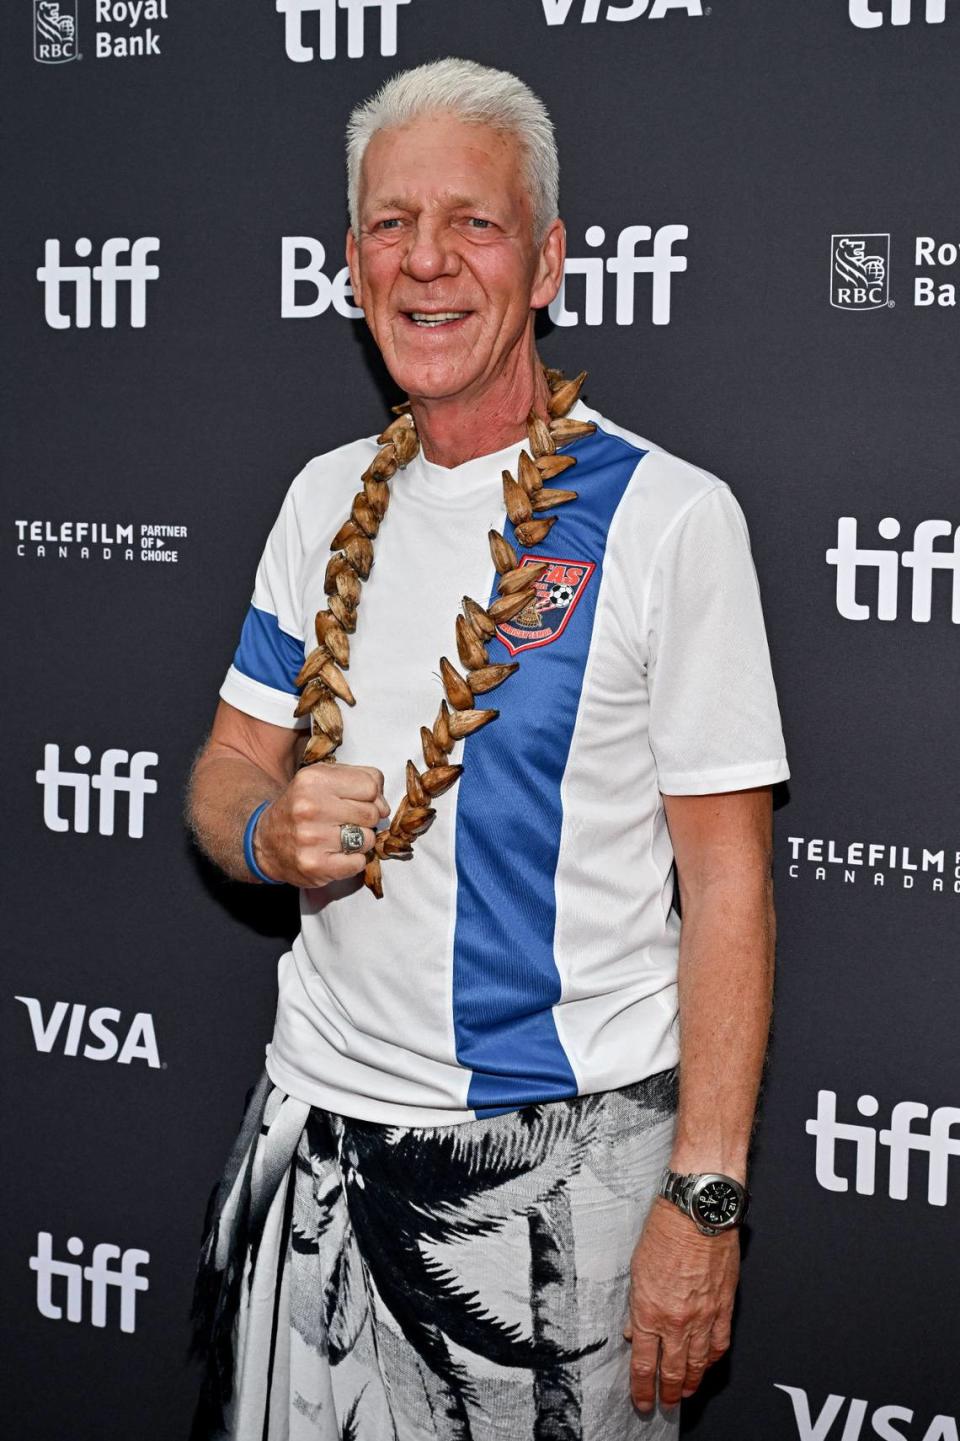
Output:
top-left (404, 310), bottom-right (471, 328)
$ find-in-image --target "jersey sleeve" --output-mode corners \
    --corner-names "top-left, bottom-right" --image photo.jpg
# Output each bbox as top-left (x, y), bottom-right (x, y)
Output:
top-left (645, 483), bottom-right (789, 794)
top-left (219, 479), bottom-right (309, 730)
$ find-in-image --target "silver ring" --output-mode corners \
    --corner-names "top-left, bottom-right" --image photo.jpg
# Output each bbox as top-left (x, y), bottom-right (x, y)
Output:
top-left (339, 823), bottom-right (366, 854)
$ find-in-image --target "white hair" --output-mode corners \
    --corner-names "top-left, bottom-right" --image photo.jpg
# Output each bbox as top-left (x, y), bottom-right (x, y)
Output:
top-left (346, 57), bottom-right (559, 242)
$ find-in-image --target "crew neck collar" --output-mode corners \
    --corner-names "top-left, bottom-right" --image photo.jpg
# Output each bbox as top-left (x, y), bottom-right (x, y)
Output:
top-left (406, 401), bottom-right (591, 502)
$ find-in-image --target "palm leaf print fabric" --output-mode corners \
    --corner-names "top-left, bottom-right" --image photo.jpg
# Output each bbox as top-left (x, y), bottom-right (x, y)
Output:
top-left (190, 1070), bottom-right (679, 1441)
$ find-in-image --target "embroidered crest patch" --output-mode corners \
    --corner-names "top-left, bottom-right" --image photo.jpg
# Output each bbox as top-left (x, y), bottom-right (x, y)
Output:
top-left (495, 555), bottom-right (596, 656)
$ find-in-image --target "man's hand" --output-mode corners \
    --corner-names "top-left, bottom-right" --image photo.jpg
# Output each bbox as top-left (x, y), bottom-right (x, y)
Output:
top-left (254, 763), bottom-right (390, 887)
top-left (624, 1197), bottom-right (740, 1414)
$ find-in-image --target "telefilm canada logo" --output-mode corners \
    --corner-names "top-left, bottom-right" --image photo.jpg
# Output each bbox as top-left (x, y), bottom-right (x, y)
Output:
top-left (276, 0), bottom-right (411, 61)
top-left (14, 518), bottom-right (188, 563)
top-left (807, 1089), bottom-right (960, 1207)
top-left (542, 0), bottom-right (703, 22)
top-left (785, 836), bottom-right (960, 896)
top-left (15, 996), bottom-right (161, 1067)
top-left (830, 234), bottom-right (891, 311)
top-left (30, 1232), bottom-right (150, 1334)
top-left (849, 0), bottom-right (952, 26)
top-left (776, 1384), bottom-right (957, 1441)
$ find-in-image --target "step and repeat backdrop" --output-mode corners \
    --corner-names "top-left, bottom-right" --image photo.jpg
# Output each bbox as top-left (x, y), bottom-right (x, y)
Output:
top-left (3, 1), bottom-right (959, 1437)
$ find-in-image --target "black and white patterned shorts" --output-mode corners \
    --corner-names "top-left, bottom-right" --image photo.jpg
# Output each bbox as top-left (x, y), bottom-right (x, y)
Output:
top-left (191, 1068), bottom-right (679, 1441)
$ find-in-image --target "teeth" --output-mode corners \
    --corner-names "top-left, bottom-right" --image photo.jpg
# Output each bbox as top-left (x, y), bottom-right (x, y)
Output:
top-left (410, 311), bottom-right (468, 326)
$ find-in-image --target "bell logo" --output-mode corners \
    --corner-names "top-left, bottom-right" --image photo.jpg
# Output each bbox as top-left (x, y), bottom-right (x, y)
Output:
top-left (36, 237), bottom-right (160, 329)
top-left (280, 237), bottom-right (363, 319)
top-left (849, 0), bottom-right (951, 26)
top-left (15, 996), bottom-right (161, 1068)
top-left (30, 1232), bottom-right (149, 1334)
top-left (276, 0), bottom-right (411, 60)
top-left (776, 1385), bottom-right (958, 1441)
top-left (548, 225), bottom-right (688, 327)
top-left (806, 1090), bottom-right (960, 1206)
top-left (36, 744), bottom-right (159, 838)
top-left (826, 517), bottom-right (960, 623)
top-left (542, 0), bottom-right (703, 22)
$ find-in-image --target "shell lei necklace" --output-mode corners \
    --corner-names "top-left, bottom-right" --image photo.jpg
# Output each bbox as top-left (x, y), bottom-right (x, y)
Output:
top-left (293, 364), bottom-right (595, 898)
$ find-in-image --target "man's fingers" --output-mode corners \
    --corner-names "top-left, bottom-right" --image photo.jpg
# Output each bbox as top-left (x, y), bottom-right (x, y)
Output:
top-left (317, 825), bottom-right (377, 858)
top-left (656, 1338), bottom-right (688, 1410)
top-left (708, 1317), bottom-right (732, 1364)
top-left (332, 765), bottom-right (387, 805)
top-left (628, 1331), bottom-right (659, 1414)
top-left (331, 800), bottom-right (383, 829)
top-left (681, 1338), bottom-right (712, 1399)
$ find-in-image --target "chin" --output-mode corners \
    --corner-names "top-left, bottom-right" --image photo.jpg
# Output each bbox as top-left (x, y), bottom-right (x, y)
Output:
top-left (387, 356), bottom-right (485, 403)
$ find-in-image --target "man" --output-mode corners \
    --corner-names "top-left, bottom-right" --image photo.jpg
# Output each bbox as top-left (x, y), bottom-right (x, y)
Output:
top-left (187, 57), bottom-right (788, 1441)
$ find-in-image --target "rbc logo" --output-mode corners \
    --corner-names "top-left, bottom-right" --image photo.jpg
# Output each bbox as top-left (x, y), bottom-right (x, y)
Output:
top-left (830, 234), bottom-right (890, 310)
top-left (33, 0), bottom-right (79, 63)
top-left (549, 225), bottom-right (688, 327)
top-left (37, 238), bottom-right (160, 329)
top-left (36, 745), bottom-right (159, 838)
top-left (276, 0), bottom-right (411, 60)
top-left (30, 1232), bottom-right (149, 1334)
top-left (849, 0), bottom-right (950, 25)
top-left (806, 1090), bottom-right (960, 1206)
top-left (281, 237), bottom-right (363, 318)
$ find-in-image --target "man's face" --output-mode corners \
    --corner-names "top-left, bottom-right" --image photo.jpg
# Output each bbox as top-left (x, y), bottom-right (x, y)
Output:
top-left (346, 115), bottom-right (564, 402)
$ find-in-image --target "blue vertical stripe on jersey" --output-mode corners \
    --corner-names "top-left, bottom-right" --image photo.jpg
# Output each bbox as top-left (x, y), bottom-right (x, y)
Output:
top-left (232, 604), bottom-right (304, 694)
top-left (451, 424), bottom-right (648, 1118)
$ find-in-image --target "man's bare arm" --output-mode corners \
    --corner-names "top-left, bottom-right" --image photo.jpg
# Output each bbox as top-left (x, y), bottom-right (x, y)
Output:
top-left (186, 700), bottom-right (389, 886)
top-left (625, 785), bottom-right (775, 1414)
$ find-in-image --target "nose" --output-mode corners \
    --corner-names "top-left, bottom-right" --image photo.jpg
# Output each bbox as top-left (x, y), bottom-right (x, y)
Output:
top-left (401, 216), bottom-right (460, 283)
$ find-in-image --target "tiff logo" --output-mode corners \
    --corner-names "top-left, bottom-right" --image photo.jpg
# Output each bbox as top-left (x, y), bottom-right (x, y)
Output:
top-left (36, 745), bottom-right (159, 838)
top-left (543, 0), bottom-right (702, 21)
top-left (806, 1090), bottom-right (960, 1206)
top-left (280, 237), bottom-right (363, 318)
top-left (549, 225), bottom-right (688, 327)
top-left (276, 0), bottom-right (411, 60)
top-left (36, 238), bottom-right (160, 329)
top-left (15, 996), bottom-right (161, 1068)
top-left (34, 0), bottom-right (79, 62)
top-left (849, 0), bottom-right (951, 25)
top-left (776, 1385), bottom-right (958, 1441)
top-left (826, 517), bottom-right (960, 622)
top-left (30, 1232), bottom-right (149, 1334)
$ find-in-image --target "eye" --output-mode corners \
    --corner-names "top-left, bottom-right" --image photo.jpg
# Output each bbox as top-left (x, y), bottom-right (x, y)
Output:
top-left (377, 218), bottom-right (402, 231)
top-left (466, 217), bottom-right (492, 230)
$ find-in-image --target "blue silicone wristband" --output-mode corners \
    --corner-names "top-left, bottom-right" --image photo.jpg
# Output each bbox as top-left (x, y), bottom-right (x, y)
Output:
top-left (243, 801), bottom-right (283, 885)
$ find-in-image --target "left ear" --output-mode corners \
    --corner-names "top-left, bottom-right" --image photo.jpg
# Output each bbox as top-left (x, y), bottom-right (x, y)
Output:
top-left (530, 218), bottom-right (566, 311)
top-left (345, 227), bottom-right (363, 309)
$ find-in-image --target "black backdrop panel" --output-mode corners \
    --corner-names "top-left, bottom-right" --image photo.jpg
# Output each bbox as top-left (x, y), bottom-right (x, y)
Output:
top-left (3, 3), bottom-right (959, 1438)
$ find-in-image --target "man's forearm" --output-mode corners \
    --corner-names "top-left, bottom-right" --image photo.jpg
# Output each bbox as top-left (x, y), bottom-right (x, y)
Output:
top-left (669, 871), bottom-right (776, 1180)
top-left (186, 751), bottom-right (284, 882)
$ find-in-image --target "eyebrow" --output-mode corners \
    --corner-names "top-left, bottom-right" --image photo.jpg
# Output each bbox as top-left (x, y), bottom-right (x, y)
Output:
top-left (368, 193), bottom-right (494, 213)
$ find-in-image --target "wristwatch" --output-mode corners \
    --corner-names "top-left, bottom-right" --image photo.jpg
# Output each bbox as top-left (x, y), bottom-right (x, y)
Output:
top-left (657, 1169), bottom-right (748, 1236)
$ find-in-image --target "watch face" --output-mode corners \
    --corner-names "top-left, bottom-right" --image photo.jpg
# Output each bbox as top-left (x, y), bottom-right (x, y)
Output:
top-left (693, 1179), bottom-right (741, 1228)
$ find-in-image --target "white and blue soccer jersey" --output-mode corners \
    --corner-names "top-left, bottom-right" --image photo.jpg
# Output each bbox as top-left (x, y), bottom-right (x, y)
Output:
top-left (220, 403), bottom-right (789, 1126)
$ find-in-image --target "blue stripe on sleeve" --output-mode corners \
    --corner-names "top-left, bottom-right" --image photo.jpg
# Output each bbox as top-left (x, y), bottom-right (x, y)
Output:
top-left (451, 425), bottom-right (646, 1119)
top-left (232, 604), bottom-right (304, 695)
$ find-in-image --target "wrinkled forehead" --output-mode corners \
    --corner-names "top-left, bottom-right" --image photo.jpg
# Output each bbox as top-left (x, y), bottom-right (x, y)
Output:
top-left (358, 114), bottom-right (533, 222)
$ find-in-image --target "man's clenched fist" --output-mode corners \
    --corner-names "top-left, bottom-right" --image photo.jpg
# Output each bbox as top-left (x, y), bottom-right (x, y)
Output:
top-left (253, 764), bottom-right (390, 887)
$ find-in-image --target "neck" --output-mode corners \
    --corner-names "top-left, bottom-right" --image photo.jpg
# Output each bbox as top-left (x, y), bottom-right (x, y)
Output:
top-left (408, 340), bottom-right (552, 469)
